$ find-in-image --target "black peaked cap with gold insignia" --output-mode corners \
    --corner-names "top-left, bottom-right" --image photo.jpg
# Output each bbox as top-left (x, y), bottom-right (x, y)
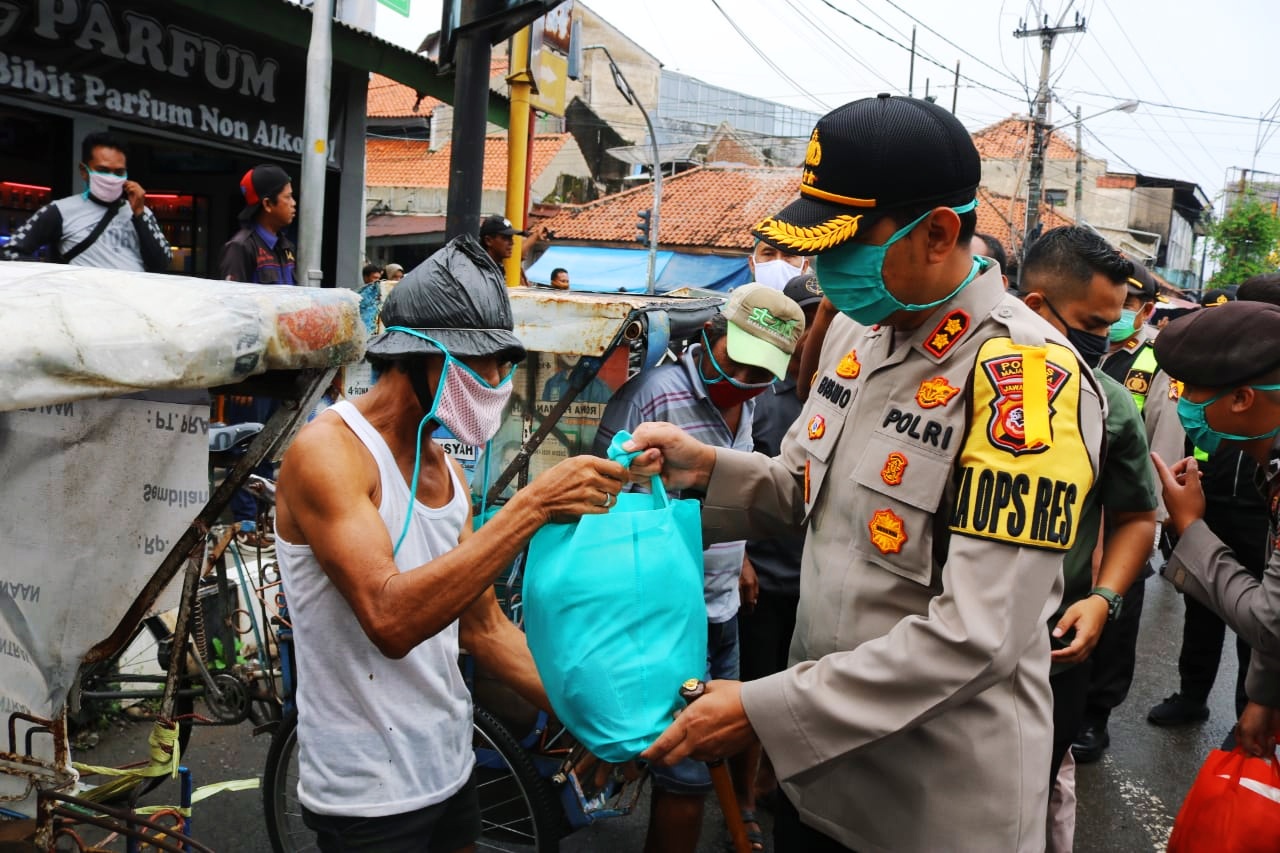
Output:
top-left (1154, 300), bottom-right (1280, 387)
top-left (753, 94), bottom-right (981, 255)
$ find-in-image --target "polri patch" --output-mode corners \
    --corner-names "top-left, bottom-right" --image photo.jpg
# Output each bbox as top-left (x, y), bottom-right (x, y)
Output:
top-left (807, 414), bottom-right (826, 440)
top-left (1169, 378), bottom-right (1183, 400)
top-left (836, 349), bottom-right (861, 378)
top-left (868, 508), bottom-right (907, 554)
top-left (979, 351), bottom-right (1071, 456)
top-left (916, 376), bottom-right (960, 409)
top-left (923, 309), bottom-right (970, 358)
top-left (880, 452), bottom-right (908, 486)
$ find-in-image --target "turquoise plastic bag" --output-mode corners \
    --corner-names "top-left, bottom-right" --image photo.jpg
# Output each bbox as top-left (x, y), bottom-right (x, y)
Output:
top-left (524, 436), bottom-right (706, 762)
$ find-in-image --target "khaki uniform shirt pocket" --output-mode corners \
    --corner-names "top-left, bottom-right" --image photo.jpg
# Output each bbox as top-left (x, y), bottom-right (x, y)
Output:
top-left (799, 391), bottom-right (856, 519)
top-left (849, 434), bottom-right (954, 587)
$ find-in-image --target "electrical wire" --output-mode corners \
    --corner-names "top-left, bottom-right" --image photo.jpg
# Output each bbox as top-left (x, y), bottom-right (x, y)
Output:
top-left (813, 0), bottom-right (1027, 104)
top-left (784, 0), bottom-right (903, 93)
top-left (871, 0), bottom-right (1032, 96)
top-left (705, 0), bottom-right (830, 112)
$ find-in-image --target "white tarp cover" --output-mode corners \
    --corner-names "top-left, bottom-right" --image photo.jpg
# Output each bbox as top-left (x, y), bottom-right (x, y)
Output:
top-left (0, 395), bottom-right (208, 810)
top-left (0, 262), bottom-right (365, 413)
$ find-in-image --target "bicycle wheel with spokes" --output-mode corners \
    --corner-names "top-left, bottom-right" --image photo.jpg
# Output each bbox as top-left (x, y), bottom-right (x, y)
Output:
top-left (264, 708), bottom-right (562, 853)
top-left (262, 713), bottom-right (316, 853)
top-left (473, 706), bottom-right (562, 853)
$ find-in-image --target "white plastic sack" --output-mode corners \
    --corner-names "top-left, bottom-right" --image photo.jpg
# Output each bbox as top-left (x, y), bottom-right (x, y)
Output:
top-left (0, 262), bottom-right (365, 412)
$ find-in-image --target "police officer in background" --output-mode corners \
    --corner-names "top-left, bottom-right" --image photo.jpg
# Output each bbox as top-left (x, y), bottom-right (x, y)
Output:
top-left (624, 94), bottom-right (1105, 853)
top-left (1154, 299), bottom-right (1280, 757)
top-left (1073, 262), bottom-right (1187, 763)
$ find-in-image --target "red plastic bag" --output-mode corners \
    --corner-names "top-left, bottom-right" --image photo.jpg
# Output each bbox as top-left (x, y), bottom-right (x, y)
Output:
top-left (1168, 748), bottom-right (1280, 852)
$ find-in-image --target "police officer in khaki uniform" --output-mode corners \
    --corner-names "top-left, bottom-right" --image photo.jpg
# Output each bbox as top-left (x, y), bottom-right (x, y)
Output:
top-left (625, 95), bottom-right (1105, 853)
top-left (1152, 299), bottom-right (1280, 757)
top-left (1074, 263), bottom-right (1188, 762)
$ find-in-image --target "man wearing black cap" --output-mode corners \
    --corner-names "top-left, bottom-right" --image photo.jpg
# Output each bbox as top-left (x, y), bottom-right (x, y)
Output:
top-left (478, 214), bottom-right (527, 269)
top-left (625, 94), bottom-right (1105, 852)
top-left (273, 233), bottom-right (626, 851)
top-left (218, 164), bottom-right (297, 284)
top-left (1152, 299), bottom-right (1280, 757)
top-left (1073, 261), bottom-right (1188, 762)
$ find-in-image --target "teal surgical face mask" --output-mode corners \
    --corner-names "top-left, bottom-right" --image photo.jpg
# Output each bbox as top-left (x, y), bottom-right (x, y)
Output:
top-left (1176, 383), bottom-right (1280, 456)
top-left (813, 200), bottom-right (981, 326)
top-left (1109, 308), bottom-right (1139, 343)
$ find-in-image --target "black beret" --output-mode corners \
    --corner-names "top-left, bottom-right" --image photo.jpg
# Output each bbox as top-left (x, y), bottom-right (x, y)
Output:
top-left (1155, 300), bottom-right (1280, 386)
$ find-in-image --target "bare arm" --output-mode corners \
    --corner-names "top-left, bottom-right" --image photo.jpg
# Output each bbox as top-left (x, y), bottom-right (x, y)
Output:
top-left (277, 419), bottom-right (625, 659)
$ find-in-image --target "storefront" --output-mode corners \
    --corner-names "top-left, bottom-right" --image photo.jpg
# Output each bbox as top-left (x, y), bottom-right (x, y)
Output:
top-left (0, 0), bottom-right (502, 285)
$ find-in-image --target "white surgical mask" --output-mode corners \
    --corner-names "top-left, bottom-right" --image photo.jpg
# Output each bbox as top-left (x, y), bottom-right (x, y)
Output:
top-left (84, 169), bottom-right (126, 203)
top-left (752, 257), bottom-right (806, 291)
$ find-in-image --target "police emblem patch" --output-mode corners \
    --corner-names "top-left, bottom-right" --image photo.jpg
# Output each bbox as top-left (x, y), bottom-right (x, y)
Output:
top-left (1124, 373), bottom-right (1150, 395)
top-left (980, 352), bottom-right (1071, 456)
top-left (916, 376), bottom-right (960, 409)
top-left (923, 310), bottom-right (971, 358)
top-left (868, 508), bottom-right (907, 554)
top-left (836, 350), bottom-right (861, 378)
top-left (807, 414), bottom-right (827, 440)
top-left (1169, 378), bottom-right (1183, 400)
top-left (880, 452), bottom-right (908, 486)
top-left (804, 459), bottom-right (811, 504)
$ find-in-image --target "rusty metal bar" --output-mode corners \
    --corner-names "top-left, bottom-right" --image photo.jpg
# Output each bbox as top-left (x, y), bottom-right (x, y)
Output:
top-left (42, 790), bottom-right (215, 853)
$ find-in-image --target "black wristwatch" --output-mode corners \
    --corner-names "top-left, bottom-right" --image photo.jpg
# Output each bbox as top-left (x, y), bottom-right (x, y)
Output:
top-left (1090, 587), bottom-right (1123, 622)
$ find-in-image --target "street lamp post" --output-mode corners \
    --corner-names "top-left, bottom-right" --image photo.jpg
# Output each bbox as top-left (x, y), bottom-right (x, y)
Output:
top-left (584, 44), bottom-right (660, 295)
top-left (1025, 98), bottom-right (1139, 244)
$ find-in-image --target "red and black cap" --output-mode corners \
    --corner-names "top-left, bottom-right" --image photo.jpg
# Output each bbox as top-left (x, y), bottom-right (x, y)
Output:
top-left (754, 94), bottom-right (981, 254)
top-left (239, 165), bottom-right (291, 221)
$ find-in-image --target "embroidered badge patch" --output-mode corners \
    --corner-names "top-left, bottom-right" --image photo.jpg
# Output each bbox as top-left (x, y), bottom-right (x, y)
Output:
top-left (1169, 378), bottom-right (1183, 400)
top-left (979, 351), bottom-right (1071, 456)
top-left (1124, 372), bottom-right (1150, 395)
top-left (804, 459), bottom-right (811, 504)
top-left (916, 377), bottom-right (961, 409)
top-left (807, 414), bottom-right (826, 440)
top-left (868, 508), bottom-right (907, 554)
top-left (880, 452), bottom-right (908, 486)
top-left (923, 309), bottom-right (971, 358)
top-left (836, 349), bottom-right (861, 379)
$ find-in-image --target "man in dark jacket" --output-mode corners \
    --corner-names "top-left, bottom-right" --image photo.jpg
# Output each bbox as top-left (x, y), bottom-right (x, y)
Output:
top-left (218, 164), bottom-right (296, 284)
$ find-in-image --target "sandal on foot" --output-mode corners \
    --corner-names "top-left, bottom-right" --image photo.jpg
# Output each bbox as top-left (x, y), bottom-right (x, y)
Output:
top-left (726, 808), bottom-right (766, 852)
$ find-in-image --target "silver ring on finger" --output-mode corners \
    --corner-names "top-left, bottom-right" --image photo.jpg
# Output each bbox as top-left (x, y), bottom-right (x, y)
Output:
top-left (602, 492), bottom-right (615, 508)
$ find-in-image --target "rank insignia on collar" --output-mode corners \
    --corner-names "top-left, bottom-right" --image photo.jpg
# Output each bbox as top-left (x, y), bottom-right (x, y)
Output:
top-left (880, 452), bottom-right (908, 486)
top-left (836, 349), bottom-right (861, 378)
top-left (1169, 378), bottom-right (1183, 400)
top-left (923, 309), bottom-right (971, 358)
top-left (1124, 337), bottom-right (1140, 351)
top-left (868, 508), bottom-right (907, 554)
top-left (807, 413), bottom-right (826, 440)
top-left (916, 376), bottom-right (960, 409)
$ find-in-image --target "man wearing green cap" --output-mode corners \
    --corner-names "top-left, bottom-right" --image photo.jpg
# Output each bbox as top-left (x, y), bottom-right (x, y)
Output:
top-left (624, 95), bottom-right (1105, 852)
top-left (593, 283), bottom-right (804, 853)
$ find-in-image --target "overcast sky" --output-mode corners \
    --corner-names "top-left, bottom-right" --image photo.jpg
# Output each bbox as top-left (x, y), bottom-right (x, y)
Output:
top-left (390, 1), bottom-right (1280, 212)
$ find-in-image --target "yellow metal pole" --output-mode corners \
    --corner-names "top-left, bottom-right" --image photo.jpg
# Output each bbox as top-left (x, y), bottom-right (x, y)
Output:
top-left (504, 26), bottom-right (534, 288)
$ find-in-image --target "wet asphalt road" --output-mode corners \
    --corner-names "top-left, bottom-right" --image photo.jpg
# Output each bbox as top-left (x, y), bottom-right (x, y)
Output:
top-left (71, 572), bottom-right (1240, 852)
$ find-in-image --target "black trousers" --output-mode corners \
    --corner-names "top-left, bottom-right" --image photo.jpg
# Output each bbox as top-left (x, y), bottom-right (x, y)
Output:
top-left (1050, 660), bottom-right (1092, 782)
top-left (774, 787), bottom-right (857, 852)
top-left (1082, 573), bottom-right (1147, 727)
top-left (739, 588), bottom-right (800, 682)
top-left (1179, 509), bottom-right (1268, 717)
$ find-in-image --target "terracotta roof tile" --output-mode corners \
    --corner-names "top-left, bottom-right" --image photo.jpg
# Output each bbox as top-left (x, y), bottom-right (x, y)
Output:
top-left (535, 167), bottom-right (801, 251)
top-left (368, 73), bottom-right (442, 119)
top-left (975, 186), bottom-right (1074, 256)
top-left (973, 116), bottom-right (1077, 161)
top-left (366, 134), bottom-right (575, 189)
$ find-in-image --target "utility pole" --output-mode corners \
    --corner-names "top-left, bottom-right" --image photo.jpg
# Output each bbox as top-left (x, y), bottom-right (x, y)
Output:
top-left (1074, 105), bottom-right (1083, 223)
top-left (951, 61), bottom-right (959, 114)
top-left (1014, 13), bottom-right (1086, 259)
top-left (908, 27), bottom-right (916, 98)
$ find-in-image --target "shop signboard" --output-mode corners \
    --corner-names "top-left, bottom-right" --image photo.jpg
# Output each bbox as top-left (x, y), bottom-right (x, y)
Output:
top-left (0, 0), bottom-right (344, 161)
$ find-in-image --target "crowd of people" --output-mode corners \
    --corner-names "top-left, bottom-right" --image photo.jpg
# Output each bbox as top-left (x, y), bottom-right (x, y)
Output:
top-left (7, 99), bottom-right (1280, 853)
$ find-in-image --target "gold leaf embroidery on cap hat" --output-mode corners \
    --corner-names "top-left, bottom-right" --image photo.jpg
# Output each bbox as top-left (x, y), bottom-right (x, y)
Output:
top-left (754, 214), bottom-right (863, 253)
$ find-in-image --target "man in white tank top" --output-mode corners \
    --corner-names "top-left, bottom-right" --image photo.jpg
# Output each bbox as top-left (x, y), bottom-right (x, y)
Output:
top-left (274, 233), bottom-right (628, 852)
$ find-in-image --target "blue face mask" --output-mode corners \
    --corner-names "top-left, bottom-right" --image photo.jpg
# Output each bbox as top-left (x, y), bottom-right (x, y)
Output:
top-left (1176, 383), bottom-right (1280, 456)
top-left (813, 200), bottom-right (981, 326)
top-left (1109, 309), bottom-right (1139, 343)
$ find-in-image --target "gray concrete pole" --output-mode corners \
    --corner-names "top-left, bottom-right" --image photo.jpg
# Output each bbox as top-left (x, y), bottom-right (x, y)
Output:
top-left (298, 0), bottom-right (334, 286)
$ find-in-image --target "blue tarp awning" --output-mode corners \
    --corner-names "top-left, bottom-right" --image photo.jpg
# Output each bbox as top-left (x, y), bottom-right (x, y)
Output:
top-left (526, 246), bottom-right (750, 293)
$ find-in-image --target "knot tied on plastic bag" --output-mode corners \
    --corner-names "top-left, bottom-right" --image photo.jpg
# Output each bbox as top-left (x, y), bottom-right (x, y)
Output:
top-left (607, 430), bottom-right (642, 469)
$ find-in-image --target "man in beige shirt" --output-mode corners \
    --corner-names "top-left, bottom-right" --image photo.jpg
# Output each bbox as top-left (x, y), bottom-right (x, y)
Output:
top-left (625, 95), bottom-right (1105, 852)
